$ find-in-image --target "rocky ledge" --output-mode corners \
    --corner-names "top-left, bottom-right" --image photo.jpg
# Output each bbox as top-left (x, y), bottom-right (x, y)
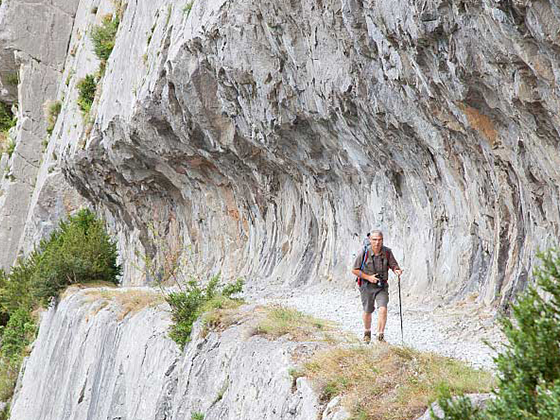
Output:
top-left (10, 287), bottom-right (346, 420)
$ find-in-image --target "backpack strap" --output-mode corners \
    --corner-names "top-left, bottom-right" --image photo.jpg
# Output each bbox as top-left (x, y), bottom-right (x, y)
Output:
top-left (356, 246), bottom-right (369, 287)
top-left (382, 248), bottom-right (392, 281)
top-left (384, 249), bottom-right (389, 278)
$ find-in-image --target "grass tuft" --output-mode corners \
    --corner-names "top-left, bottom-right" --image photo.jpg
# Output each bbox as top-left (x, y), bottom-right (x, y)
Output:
top-left (255, 305), bottom-right (333, 341)
top-left (44, 100), bottom-right (62, 135)
top-left (91, 14), bottom-right (119, 63)
top-left (83, 289), bottom-right (165, 320)
top-left (302, 345), bottom-right (495, 420)
top-left (5, 138), bottom-right (15, 159)
top-left (200, 295), bottom-right (244, 336)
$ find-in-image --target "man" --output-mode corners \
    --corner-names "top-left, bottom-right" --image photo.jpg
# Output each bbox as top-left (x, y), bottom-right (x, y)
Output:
top-left (351, 230), bottom-right (403, 343)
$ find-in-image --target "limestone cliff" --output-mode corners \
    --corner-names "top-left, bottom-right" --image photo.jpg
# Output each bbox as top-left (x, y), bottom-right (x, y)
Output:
top-left (1, 0), bottom-right (559, 307)
top-left (9, 288), bottom-right (343, 420)
top-left (0, 0), bottom-right (84, 268)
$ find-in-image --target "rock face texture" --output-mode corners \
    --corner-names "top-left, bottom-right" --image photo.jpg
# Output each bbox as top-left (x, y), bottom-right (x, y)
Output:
top-left (0, 0), bottom-right (84, 267)
top-left (0, 0), bottom-right (559, 306)
top-left (10, 289), bottom-right (343, 420)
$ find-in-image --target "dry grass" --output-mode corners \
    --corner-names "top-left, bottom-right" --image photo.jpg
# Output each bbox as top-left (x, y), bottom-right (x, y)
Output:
top-left (60, 280), bottom-right (118, 300)
top-left (201, 295), bottom-right (245, 336)
top-left (303, 345), bottom-right (495, 420)
top-left (254, 305), bottom-right (336, 342)
top-left (0, 132), bottom-right (8, 153)
top-left (83, 288), bottom-right (164, 320)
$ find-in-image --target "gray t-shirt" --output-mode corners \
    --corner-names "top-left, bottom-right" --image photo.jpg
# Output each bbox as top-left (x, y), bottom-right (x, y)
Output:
top-left (353, 246), bottom-right (399, 281)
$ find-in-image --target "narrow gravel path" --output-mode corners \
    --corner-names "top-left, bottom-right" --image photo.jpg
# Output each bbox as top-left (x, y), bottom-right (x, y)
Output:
top-left (253, 285), bottom-right (502, 371)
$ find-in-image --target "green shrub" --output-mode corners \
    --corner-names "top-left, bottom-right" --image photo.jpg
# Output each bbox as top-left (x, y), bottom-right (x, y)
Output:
top-left (0, 256), bottom-right (36, 317)
top-left (0, 308), bottom-right (35, 362)
top-left (45, 100), bottom-right (62, 135)
top-left (221, 278), bottom-right (244, 297)
top-left (0, 308), bottom-right (36, 400)
top-left (0, 208), bottom-right (120, 311)
top-left (166, 275), bottom-right (244, 349)
top-left (436, 248), bottom-right (560, 420)
top-left (0, 102), bottom-right (16, 133)
top-left (5, 72), bottom-right (18, 86)
top-left (31, 208), bottom-right (121, 305)
top-left (191, 412), bottom-right (204, 420)
top-left (90, 14), bottom-right (119, 63)
top-left (0, 403), bottom-right (10, 420)
top-left (77, 74), bottom-right (97, 114)
top-left (0, 209), bottom-right (119, 403)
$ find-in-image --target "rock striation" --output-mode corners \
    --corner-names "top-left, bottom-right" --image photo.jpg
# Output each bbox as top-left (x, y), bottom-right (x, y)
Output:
top-left (0, 0), bottom-right (84, 268)
top-left (9, 288), bottom-right (345, 420)
top-left (0, 0), bottom-right (559, 307)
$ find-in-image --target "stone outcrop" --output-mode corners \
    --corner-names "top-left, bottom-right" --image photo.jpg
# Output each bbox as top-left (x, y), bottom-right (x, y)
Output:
top-left (0, 0), bottom-right (84, 267)
top-left (10, 288), bottom-right (346, 420)
top-left (0, 0), bottom-right (559, 307)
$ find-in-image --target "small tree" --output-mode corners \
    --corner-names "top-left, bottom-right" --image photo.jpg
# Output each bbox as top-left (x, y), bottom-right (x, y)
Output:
top-left (436, 249), bottom-right (560, 420)
top-left (31, 208), bottom-right (121, 305)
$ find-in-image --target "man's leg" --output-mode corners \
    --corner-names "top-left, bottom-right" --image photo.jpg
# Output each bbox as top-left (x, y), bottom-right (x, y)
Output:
top-left (363, 311), bottom-right (372, 331)
top-left (375, 288), bottom-right (389, 342)
top-left (360, 284), bottom-right (375, 342)
top-left (377, 306), bottom-right (387, 334)
top-left (362, 311), bottom-right (373, 343)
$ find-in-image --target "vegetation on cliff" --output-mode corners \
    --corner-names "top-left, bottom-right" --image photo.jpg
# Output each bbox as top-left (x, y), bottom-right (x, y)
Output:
top-left (44, 100), bottom-right (62, 136)
top-left (436, 248), bottom-right (560, 420)
top-left (76, 74), bottom-right (97, 115)
top-left (91, 13), bottom-right (120, 64)
top-left (166, 276), bottom-right (244, 349)
top-left (140, 224), bottom-right (244, 349)
top-left (0, 209), bottom-right (120, 402)
top-left (303, 345), bottom-right (493, 420)
top-left (76, 6), bottom-right (122, 118)
top-left (255, 305), bottom-right (334, 341)
top-left (0, 102), bottom-right (16, 158)
top-left (0, 103), bottom-right (15, 134)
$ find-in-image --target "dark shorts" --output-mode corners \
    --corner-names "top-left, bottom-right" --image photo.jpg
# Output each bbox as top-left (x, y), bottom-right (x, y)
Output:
top-left (359, 282), bottom-right (389, 313)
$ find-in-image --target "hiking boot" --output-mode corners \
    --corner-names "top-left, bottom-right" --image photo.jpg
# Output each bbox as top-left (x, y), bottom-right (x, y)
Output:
top-left (377, 332), bottom-right (385, 343)
top-left (363, 331), bottom-right (371, 343)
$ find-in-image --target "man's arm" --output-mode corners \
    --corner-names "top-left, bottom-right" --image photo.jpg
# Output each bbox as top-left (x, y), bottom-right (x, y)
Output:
top-left (351, 250), bottom-right (380, 283)
top-left (351, 268), bottom-right (379, 283)
top-left (388, 250), bottom-right (403, 276)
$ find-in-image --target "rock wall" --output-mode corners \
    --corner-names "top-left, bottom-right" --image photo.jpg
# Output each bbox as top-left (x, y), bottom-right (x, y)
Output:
top-left (10, 288), bottom-right (341, 420)
top-left (1, 0), bottom-right (559, 306)
top-left (0, 0), bottom-right (84, 268)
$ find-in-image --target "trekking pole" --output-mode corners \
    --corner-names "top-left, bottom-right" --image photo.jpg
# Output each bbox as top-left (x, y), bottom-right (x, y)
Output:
top-left (398, 274), bottom-right (404, 346)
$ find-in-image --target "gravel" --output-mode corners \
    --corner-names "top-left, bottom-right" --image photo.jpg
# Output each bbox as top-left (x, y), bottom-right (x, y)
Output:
top-left (251, 284), bottom-right (502, 371)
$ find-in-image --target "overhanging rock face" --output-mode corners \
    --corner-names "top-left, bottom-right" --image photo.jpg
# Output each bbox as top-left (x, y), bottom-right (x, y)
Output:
top-left (10, 289), bottom-right (334, 420)
top-left (1, 0), bottom-right (559, 305)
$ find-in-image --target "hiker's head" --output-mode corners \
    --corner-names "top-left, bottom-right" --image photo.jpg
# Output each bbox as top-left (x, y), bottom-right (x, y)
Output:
top-left (368, 230), bottom-right (383, 252)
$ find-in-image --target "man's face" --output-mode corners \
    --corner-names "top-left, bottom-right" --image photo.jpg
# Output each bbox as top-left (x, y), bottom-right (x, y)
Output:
top-left (369, 234), bottom-right (383, 252)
